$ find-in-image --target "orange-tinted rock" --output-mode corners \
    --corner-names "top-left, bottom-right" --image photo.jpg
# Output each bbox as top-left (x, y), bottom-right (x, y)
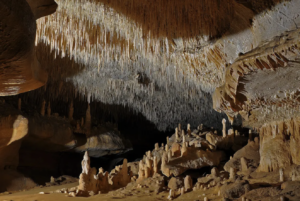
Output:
top-left (0, 0), bottom-right (49, 96)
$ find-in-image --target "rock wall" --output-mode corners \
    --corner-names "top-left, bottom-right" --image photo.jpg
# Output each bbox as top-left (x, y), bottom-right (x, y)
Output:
top-left (258, 119), bottom-right (300, 172)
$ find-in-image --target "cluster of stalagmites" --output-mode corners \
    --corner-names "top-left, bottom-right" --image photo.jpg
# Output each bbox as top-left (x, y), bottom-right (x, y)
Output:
top-left (50, 118), bottom-right (300, 200)
top-left (54, 119), bottom-right (249, 198)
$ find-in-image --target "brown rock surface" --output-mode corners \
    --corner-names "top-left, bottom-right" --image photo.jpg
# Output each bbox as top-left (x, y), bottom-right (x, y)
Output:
top-left (0, 0), bottom-right (49, 96)
top-left (26, 0), bottom-right (58, 19)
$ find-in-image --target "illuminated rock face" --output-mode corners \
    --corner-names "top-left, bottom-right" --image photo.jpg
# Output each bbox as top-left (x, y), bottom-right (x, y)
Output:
top-left (0, 0), bottom-right (57, 96)
top-left (0, 102), bottom-right (28, 170)
top-left (31, 0), bottom-right (300, 130)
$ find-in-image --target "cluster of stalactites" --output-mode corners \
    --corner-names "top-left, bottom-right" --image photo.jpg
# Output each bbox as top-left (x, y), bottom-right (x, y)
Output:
top-left (35, 0), bottom-right (228, 92)
top-left (34, 0), bottom-right (231, 130)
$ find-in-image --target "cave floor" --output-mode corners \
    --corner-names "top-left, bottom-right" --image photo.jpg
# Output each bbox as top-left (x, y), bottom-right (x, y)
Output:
top-left (0, 181), bottom-right (224, 201)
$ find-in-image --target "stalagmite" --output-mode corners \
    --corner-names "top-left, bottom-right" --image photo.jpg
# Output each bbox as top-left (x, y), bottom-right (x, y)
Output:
top-left (184, 175), bottom-right (193, 191)
top-left (180, 187), bottom-right (184, 195)
top-left (165, 144), bottom-right (169, 152)
top-left (181, 142), bottom-right (187, 157)
top-left (47, 102), bottom-right (51, 117)
top-left (167, 136), bottom-right (169, 144)
top-left (241, 157), bottom-right (248, 172)
top-left (161, 152), bottom-right (170, 177)
top-left (138, 161), bottom-right (145, 180)
top-left (222, 119), bottom-right (226, 137)
top-left (204, 197), bottom-right (208, 201)
top-left (18, 98), bottom-right (21, 111)
top-left (187, 124), bottom-right (191, 136)
top-left (280, 168), bottom-right (284, 182)
top-left (82, 151), bottom-right (90, 174)
top-left (182, 134), bottom-right (186, 143)
top-left (167, 189), bottom-right (174, 200)
top-left (41, 100), bottom-right (46, 116)
top-left (211, 167), bottom-right (219, 177)
top-left (175, 128), bottom-right (179, 141)
top-left (249, 130), bottom-right (252, 141)
top-left (153, 156), bottom-right (158, 174)
top-left (168, 151), bottom-right (172, 162)
top-left (230, 167), bottom-right (236, 180)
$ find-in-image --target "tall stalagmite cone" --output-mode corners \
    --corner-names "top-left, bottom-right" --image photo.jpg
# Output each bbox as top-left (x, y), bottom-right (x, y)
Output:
top-left (280, 168), bottom-right (284, 182)
top-left (178, 123), bottom-right (181, 132)
top-left (184, 175), bottom-right (193, 191)
top-left (182, 134), bottom-right (186, 143)
top-left (222, 119), bottom-right (226, 138)
top-left (175, 128), bottom-right (179, 141)
top-left (82, 151), bottom-right (90, 174)
top-left (165, 144), bottom-right (169, 152)
top-left (166, 136), bottom-right (169, 144)
top-left (41, 100), bottom-right (46, 116)
top-left (85, 104), bottom-right (91, 135)
top-left (241, 157), bottom-right (248, 172)
top-left (180, 187), bottom-right (184, 195)
top-left (181, 141), bottom-right (187, 157)
top-left (230, 167), bottom-right (236, 180)
top-left (138, 160), bottom-right (145, 180)
top-left (47, 102), bottom-right (51, 117)
top-left (18, 98), bottom-right (21, 111)
top-left (69, 101), bottom-right (74, 121)
top-left (187, 123), bottom-right (191, 136)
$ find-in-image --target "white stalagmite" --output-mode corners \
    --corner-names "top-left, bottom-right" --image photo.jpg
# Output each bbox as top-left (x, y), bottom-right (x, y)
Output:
top-left (222, 119), bottom-right (226, 137)
top-left (280, 168), bottom-right (284, 182)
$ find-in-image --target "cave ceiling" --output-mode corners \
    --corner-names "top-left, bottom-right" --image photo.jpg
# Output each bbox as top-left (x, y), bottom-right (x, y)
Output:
top-left (2, 0), bottom-right (300, 130)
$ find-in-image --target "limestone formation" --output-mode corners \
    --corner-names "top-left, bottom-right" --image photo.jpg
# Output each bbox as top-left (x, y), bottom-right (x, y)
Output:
top-left (222, 119), bottom-right (226, 137)
top-left (241, 157), bottom-right (248, 172)
top-left (280, 168), bottom-right (284, 182)
top-left (230, 167), bottom-right (236, 180)
top-left (184, 175), bottom-right (192, 192)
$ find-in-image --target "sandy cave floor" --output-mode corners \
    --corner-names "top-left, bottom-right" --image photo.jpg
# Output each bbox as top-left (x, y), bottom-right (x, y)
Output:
top-left (0, 181), bottom-right (224, 201)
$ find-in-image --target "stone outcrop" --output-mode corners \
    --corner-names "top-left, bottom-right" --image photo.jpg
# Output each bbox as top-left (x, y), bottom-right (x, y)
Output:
top-left (77, 151), bottom-right (132, 196)
top-left (0, 0), bottom-right (57, 96)
top-left (0, 102), bottom-right (28, 170)
top-left (224, 138), bottom-right (260, 173)
top-left (26, 0), bottom-right (58, 19)
top-left (258, 119), bottom-right (300, 172)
